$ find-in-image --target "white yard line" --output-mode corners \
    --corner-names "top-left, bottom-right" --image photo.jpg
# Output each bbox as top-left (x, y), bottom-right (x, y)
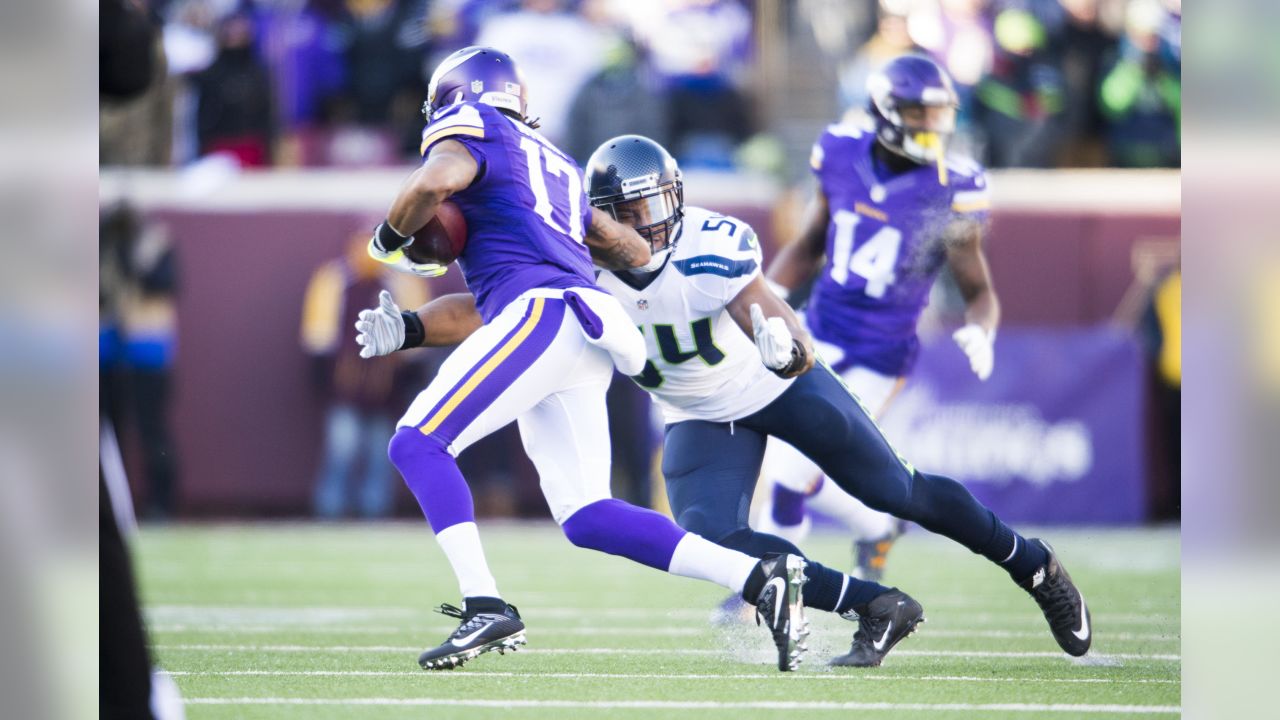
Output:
top-left (149, 624), bottom-right (1179, 643)
top-left (150, 624), bottom-right (708, 636)
top-left (153, 644), bottom-right (1180, 661)
top-left (146, 605), bottom-right (1178, 623)
top-left (182, 697), bottom-right (1181, 714)
top-left (168, 669), bottom-right (1178, 684)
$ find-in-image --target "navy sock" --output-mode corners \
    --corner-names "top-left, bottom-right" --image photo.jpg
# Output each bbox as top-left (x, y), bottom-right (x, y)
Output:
top-left (986, 522), bottom-right (1049, 581)
top-left (897, 471), bottom-right (1051, 583)
top-left (803, 560), bottom-right (888, 614)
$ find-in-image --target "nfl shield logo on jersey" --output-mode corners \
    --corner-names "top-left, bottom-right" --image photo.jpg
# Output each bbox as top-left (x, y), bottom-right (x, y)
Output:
top-left (471, 79), bottom-right (484, 93)
top-left (637, 299), bottom-right (649, 310)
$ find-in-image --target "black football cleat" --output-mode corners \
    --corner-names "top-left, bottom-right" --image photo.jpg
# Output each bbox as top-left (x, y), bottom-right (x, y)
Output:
top-left (750, 553), bottom-right (810, 671)
top-left (1019, 539), bottom-right (1091, 656)
top-left (829, 588), bottom-right (924, 668)
top-left (417, 597), bottom-right (526, 670)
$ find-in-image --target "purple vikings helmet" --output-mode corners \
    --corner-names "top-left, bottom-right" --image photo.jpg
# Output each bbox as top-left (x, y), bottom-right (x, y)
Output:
top-left (424, 46), bottom-right (532, 123)
top-left (867, 55), bottom-right (960, 180)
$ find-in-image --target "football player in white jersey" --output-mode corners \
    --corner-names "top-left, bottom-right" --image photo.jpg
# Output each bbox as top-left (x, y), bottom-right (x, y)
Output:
top-left (584, 135), bottom-right (1091, 664)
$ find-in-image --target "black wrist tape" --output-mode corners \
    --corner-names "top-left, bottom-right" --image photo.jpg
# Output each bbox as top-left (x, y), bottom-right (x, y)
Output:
top-left (400, 311), bottom-right (425, 350)
top-left (376, 221), bottom-right (412, 253)
top-left (773, 338), bottom-right (809, 378)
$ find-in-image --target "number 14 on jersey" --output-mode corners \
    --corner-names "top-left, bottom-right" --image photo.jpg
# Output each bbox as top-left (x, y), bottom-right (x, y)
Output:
top-left (829, 209), bottom-right (902, 298)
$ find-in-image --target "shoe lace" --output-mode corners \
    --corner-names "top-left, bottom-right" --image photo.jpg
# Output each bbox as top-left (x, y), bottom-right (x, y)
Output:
top-left (852, 612), bottom-right (886, 644)
top-left (435, 603), bottom-right (489, 639)
top-left (1033, 575), bottom-right (1077, 628)
top-left (754, 591), bottom-right (776, 630)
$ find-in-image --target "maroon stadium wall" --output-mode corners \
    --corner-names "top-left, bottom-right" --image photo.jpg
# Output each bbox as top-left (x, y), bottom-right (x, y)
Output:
top-left (103, 169), bottom-right (1179, 519)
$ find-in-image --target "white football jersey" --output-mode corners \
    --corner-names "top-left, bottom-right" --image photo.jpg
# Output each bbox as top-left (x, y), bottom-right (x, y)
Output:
top-left (597, 206), bottom-right (792, 424)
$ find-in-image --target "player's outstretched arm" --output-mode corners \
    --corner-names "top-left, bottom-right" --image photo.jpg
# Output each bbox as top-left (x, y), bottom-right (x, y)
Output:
top-left (766, 190), bottom-right (830, 297)
top-left (945, 221), bottom-right (1001, 380)
top-left (726, 276), bottom-right (815, 378)
top-left (355, 290), bottom-right (484, 358)
top-left (381, 140), bottom-right (479, 249)
top-left (409, 293), bottom-right (485, 347)
top-left (585, 211), bottom-right (652, 270)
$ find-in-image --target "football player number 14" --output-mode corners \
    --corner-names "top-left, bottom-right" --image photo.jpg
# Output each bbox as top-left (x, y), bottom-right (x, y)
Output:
top-left (829, 209), bottom-right (901, 298)
top-left (519, 136), bottom-right (584, 240)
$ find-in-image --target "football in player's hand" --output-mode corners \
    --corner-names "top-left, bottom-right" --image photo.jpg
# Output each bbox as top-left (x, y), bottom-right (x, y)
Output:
top-left (403, 200), bottom-right (467, 266)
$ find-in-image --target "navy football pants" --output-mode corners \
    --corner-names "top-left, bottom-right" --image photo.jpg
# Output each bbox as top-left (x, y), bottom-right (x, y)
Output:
top-left (663, 363), bottom-right (1007, 561)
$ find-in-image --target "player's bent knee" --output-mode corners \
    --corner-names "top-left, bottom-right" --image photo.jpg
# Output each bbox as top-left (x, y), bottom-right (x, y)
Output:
top-left (558, 499), bottom-right (612, 549)
top-left (387, 426), bottom-right (450, 477)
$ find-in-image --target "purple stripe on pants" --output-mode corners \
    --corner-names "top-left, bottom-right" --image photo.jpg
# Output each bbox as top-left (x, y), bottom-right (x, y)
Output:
top-left (425, 298), bottom-right (567, 445)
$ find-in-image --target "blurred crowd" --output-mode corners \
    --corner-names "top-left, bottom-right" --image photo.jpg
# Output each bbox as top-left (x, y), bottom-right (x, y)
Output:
top-left (834, 0), bottom-right (1180, 168)
top-left (100, 0), bottom-right (1180, 174)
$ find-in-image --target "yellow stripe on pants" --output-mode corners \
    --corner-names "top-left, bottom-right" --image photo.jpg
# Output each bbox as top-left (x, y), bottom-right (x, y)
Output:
top-left (419, 298), bottom-right (547, 436)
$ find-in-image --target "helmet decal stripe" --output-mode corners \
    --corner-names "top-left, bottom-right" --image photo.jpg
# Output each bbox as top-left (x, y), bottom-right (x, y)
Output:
top-left (428, 47), bottom-right (484, 104)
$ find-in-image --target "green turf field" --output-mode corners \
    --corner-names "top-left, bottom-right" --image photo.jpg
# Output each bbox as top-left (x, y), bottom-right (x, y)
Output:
top-left (136, 522), bottom-right (1180, 718)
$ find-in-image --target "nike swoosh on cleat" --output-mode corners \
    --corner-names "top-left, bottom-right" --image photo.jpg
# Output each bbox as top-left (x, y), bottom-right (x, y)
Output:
top-left (765, 577), bottom-right (786, 628)
top-left (873, 621), bottom-right (893, 651)
top-left (1072, 599), bottom-right (1090, 641)
top-left (450, 624), bottom-right (492, 648)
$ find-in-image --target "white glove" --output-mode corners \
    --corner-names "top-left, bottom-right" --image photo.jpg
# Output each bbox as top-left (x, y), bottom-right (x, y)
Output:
top-left (367, 236), bottom-right (448, 278)
top-left (354, 290), bottom-right (406, 359)
top-left (750, 303), bottom-right (795, 370)
top-left (952, 323), bottom-right (995, 381)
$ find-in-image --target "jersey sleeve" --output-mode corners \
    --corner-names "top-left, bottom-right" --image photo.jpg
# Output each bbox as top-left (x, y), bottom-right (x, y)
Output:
top-left (947, 160), bottom-right (992, 225)
top-left (809, 123), bottom-right (866, 183)
top-left (419, 102), bottom-right (491, 169)
top-left (672, 214), bottom-right (763, 314)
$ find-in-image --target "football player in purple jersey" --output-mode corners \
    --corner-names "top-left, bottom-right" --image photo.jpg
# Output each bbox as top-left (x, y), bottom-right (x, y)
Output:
top-left (352, 48), bottom-right (809, 672)
top-left (758, 55), bottom-right (1001, 581)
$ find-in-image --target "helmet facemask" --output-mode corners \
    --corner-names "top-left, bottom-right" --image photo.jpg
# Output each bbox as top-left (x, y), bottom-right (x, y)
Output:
top-left (868, 62), bottom-right (960, 184)
top-left (595, 181), bottom-right (684, 273)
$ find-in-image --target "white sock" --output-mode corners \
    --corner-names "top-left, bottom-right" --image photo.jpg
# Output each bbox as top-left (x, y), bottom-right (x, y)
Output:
top-left (667, 533), bottom-right (759, 593)
top-left (434, 522), bottom-right (501, 599)
top-left (807, 479), bottom-right (897, 540)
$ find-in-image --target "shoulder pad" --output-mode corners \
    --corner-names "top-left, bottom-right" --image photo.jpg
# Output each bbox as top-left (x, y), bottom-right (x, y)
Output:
top-left (420, 103), bottom-right (487, 156)
top-left (949, 165), bottom-right (991, 213)
top-left (684, 207), bottom-right (760, 256)
top-left (814, 123), bottom-right (870, 172)
top-left (673, 210), bottom-right (760, 282)
top-left (945, 154), bottom-right (985, 180)
top-left (824, 122), bottom-right (866, 140)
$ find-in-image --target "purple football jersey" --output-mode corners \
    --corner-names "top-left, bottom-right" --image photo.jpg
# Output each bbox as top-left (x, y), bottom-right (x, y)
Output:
top-left (805, 124), bottom-right (990, 376)
top-left (420, 101), bottom-right (598, 322)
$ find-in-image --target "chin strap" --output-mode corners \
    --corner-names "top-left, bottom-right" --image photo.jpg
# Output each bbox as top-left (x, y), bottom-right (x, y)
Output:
top-left (911, 132), bottom-right (948, 186)
top-left (634, 247), bottom-right (673, 273)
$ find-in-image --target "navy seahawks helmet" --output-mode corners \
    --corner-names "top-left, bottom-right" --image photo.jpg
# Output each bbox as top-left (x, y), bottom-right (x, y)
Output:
top-left (585, 135), bottom-right (684, 260)
top-left (425, 46), bottom-right (531, 123)
top-left (867, 55), bottom-right (959, 167)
